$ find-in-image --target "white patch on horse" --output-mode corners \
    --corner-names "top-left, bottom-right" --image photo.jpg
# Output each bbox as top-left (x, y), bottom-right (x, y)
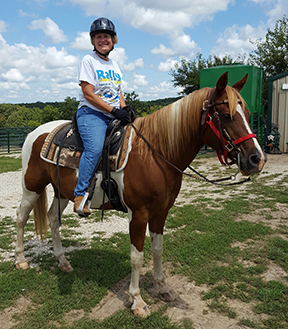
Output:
top-left (129, 244), bottom-right (148, 314)
top-left (150, 232), bottom-right (164, 283)
top-left (236, 104), bottom-right (262, 153)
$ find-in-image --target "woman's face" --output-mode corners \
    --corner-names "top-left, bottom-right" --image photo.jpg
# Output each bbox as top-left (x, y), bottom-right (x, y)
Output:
top-left (93, 33), bottom-right (114, 54)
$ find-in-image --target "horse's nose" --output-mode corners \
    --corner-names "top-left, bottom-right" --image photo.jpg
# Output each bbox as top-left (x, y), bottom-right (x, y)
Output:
top-left (248, 151), bottom-right (267, 172)
top-left (249, 153), bottom-right (261, 166)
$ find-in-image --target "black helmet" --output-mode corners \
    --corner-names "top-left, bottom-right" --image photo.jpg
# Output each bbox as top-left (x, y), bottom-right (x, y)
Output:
top-left (90, 17), bottom-right (116, 38)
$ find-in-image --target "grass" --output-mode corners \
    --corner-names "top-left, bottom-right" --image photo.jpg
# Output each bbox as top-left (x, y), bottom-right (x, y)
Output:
top-left (0, 155), bottom-right (288, 328)
top-left (0, 156), bottom-right (22, 173)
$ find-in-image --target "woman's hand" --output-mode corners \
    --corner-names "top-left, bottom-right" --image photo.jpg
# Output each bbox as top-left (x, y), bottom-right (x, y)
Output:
top-left (111, 107), bottom-right (136, 125)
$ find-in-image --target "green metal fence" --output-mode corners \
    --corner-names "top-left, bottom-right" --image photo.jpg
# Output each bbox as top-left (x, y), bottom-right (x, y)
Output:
top-left (0, 127), bottom-right (36, 153)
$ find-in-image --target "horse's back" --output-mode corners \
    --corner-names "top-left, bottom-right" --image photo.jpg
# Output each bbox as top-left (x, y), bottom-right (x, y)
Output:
top-left (22, 120), bottom-right (70, 168)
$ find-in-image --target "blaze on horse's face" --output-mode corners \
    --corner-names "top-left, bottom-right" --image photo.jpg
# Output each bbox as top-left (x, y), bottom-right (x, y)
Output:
top-left (206, 72), bottom-right (267, 176)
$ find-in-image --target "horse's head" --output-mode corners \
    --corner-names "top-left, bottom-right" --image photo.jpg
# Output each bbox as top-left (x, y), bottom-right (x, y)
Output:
top-left (202, 71), bottom-right (267, 176)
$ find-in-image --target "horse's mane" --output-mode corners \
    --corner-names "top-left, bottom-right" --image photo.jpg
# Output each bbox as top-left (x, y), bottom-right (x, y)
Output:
top-left (132, 85), bottom-right (246, 161)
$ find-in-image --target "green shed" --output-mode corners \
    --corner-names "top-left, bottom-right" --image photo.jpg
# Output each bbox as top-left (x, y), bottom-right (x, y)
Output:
top-left (200, 64), bottom-right (264, 144)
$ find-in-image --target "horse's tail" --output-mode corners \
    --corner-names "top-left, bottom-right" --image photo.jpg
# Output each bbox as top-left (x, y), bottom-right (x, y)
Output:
top-left (33, 188), bottom-right (48, 241)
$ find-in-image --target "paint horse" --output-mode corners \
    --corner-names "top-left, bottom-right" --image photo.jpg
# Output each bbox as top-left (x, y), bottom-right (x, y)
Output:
top-left (15, 72), bottom-right (266, 317)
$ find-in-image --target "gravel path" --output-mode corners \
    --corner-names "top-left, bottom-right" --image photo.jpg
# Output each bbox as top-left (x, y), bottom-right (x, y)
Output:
top-left (1, 153), bottom-right (287, 240)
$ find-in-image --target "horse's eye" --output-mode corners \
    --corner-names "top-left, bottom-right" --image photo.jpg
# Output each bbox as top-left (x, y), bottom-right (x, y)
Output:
top-left (223, 113), bottom-right (231, 120)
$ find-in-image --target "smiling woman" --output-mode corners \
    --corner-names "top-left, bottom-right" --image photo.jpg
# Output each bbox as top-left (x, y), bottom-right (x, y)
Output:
top-left (73, 17), bottom-right (135, 216)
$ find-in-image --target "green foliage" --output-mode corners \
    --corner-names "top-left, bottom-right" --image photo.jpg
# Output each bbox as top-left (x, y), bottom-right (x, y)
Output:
top-left (41, 105), bottom-right (60, 123)
top-left (0, 94), bottom-right (180, 128)
top-left (124, 91), bottom-right (150, 116)
top-left (2, 105), bottom-right (42, 127)
top-left (0, 97), bottom-right (79, 127)
top-left (124, 91), bottom-right (182, 117)
top-left (250, 15), bottom-right (288, 79)
top-left (249, 15), bottom-right (288, 108)
top-left (59, 96), bottom-right (79, 120)
top-left (170, 53), bottom-right (245, 96)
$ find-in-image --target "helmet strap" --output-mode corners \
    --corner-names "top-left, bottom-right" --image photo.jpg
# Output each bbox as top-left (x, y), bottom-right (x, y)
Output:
top-left (93, 45), bottom-right (114, 58)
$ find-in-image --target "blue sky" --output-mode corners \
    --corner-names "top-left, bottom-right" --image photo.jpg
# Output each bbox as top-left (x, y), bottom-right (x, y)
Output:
top-left (0, 0), bottom-right (286, 104)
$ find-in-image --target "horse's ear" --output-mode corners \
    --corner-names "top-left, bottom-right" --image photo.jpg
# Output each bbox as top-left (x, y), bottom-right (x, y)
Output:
top-left (215, 71), bottom-right (228, 96)
top-left (232, 74), bottom-right (248, 92)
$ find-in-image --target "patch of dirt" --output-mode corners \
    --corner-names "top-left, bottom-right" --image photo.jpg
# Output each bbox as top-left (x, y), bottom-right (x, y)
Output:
top-left (1, 297), bottom-right (31, 329)
top-left (1, 154), bottom-right (288, 328)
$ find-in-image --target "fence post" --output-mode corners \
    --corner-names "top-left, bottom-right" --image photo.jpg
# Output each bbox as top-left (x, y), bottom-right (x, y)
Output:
top-left (7, 131), bottom-right (10, 153)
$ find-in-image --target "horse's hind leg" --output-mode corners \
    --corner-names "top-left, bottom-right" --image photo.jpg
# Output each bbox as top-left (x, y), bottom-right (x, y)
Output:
top-left (150, 231), bottom-right (175, 301)
top-left (15, 189), bottom-right (39, 269)
top-left (48, 195), bottom-right (73, 272)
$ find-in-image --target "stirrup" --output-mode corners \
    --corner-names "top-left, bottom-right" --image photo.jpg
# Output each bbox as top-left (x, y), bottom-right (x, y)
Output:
top-left (76, 192), bottom-right (91, 217)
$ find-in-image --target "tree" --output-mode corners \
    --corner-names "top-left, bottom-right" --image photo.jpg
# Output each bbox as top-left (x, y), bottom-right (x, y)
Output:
top-left (124, 91), bottom-right (150, 116)
top-left (59, 96), bottom-right (79, 120)
top-left (170, 53), bottom-right (244, 95)
top-left (41, 105), bottom-right (60, 123)
top-left (250, 15), bottom-right (288, 108)
top-left (5, 106), bottom-right (42, 127)
top-left (250, 16), bottom-right (288, 78)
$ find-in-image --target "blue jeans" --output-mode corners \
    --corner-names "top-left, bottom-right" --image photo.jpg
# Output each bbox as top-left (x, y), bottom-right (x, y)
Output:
top-left (74, 106), bottom-right (110, 197)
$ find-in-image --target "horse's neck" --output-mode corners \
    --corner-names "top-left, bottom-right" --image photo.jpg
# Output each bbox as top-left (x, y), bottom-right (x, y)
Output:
top-left (173, 138), bottom-right (203, 171)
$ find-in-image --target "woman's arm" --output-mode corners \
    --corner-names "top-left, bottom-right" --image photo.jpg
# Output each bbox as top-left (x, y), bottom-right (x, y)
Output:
top-left (80, 81), bottom-right (114, 113)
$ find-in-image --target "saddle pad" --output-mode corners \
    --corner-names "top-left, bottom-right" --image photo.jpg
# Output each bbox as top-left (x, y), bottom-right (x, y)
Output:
top-left (40, 122), bottom-right (133, 171)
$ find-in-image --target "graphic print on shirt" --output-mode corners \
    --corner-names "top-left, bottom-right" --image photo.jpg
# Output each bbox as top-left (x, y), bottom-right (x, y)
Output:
top-left (96, 69), bottom-right (121, 104)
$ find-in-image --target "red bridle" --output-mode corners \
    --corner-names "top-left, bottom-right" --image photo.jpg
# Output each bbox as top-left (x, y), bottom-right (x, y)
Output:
top-left (201, 92), bottom-right (257, 166)
top-left (205, 114), bottom-right (256, 165)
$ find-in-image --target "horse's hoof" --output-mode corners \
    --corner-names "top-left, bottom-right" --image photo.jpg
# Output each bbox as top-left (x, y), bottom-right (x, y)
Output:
top-left (59, 263), bottom-right (73, 272)
top-left (132, 305), bottom-right (150, 317)
top-left (159, 290), bottom-right (176, 302)
top-left (15, 262), bottom-right (29, 270)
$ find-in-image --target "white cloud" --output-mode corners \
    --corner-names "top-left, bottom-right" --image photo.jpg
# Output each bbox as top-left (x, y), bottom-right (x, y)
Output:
top-left (0, 34), bottom-right (80, 102)
top-left (2, 68), bottom-right (25, 82)
top-left (152, 33), bottom-right (199, 58)
top-left (70, 0), bottom-right (232, 35)
top-left (144, 80), bottom-right (183, 99)
top-left (18, 10), bottom-right (37, 18)
top-left (110, 48), bottom-right (144, 71)
top-left (68, 0), bottom-right (232, 61)
top-left (29, 17), bottom-right (68, 43)
top-left (151, 44), bottom-right (175, 57)
top-left (70, 31), bottom-right (91, 50)
top-left (133, 72), bottom-right (149, 86)
top-left (247, 0), bottom-right (288, 26)
top-left (0, 21), bottom-right (8, 33)
top-left (158, 59), bottom-right (180, 72)
top-left (69, 0), bottom-right (106, 16)
top-left (212, 23), bottom-right (267, 57)
top-left (266, 0), bottom-right (288, 23)
top-left (147, 81), bottom-right (179, 93)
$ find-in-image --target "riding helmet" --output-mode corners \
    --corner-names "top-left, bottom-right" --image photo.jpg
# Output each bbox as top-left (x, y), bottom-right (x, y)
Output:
top-left (90, 17), bottom-right (117, 38)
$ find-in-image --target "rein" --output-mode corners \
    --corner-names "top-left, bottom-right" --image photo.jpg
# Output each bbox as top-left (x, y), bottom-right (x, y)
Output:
top-left (130, 124), bottom-right (251, 186)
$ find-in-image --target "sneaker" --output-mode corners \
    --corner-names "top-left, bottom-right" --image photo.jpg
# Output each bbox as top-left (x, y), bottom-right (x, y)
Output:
top-left (73, 195), bottom-right (91, 217)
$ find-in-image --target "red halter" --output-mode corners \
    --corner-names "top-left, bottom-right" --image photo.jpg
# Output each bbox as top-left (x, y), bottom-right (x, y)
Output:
top-left (205, 114), bottom-right (257, 165)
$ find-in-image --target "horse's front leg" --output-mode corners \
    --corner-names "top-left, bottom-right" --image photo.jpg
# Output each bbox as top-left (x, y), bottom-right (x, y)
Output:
top-left (150, 231), bottom-right (175, 301)
top-left (48, 196), bottom-right (73, 272)
top-left (129, 211), bottom-right (150, 317)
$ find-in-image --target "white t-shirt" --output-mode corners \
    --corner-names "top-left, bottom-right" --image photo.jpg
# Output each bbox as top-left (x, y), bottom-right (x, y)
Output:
top-left (78, 52), bottom-right (123, 118)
